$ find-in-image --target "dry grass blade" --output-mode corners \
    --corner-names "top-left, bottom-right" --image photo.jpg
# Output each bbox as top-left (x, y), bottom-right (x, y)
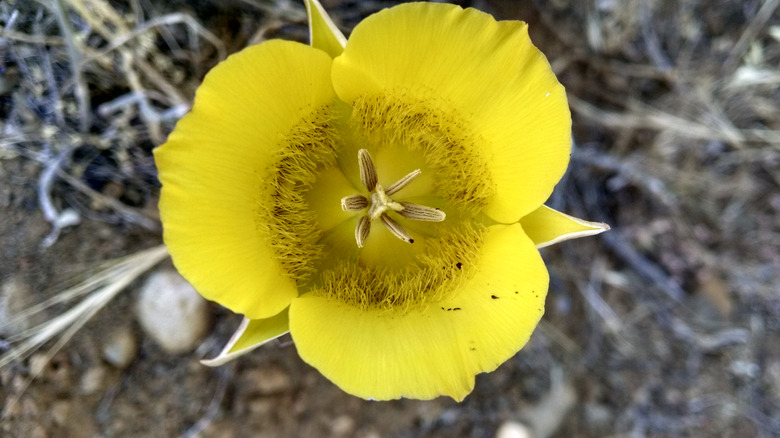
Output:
top-left (83, 12), bottom-right (226, 63)
top-left (52, 0), bottom-right (90, 132)
top-left (56, 170), bottom-right (160, 231)
top-left (724, 0), bottom-right (780, 72)
top-left (0, 245), bottom-right (169, 371)
top-left (572, 95), bottom-right (753, 146)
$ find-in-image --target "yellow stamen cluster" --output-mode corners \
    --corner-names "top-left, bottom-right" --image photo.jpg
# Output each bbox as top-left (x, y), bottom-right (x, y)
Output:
top-left (256, 106), bottom-right (337, 279)
top-left (350, 92), bottom-right (495, 212)
top-left (319, 221), bottom-right (484, 311)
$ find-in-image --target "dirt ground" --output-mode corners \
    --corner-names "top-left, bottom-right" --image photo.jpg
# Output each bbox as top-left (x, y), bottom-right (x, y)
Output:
top-left (1, 0), bottom-right (779, 437)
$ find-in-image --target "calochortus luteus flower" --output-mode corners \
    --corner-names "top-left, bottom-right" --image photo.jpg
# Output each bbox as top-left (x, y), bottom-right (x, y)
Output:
top-left (154, 0), bottom-right (608, 400)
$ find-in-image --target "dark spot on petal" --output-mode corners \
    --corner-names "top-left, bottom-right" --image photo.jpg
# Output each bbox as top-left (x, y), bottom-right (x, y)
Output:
top-left (470, 347), bottom-right (476, 351)
top-left (409, 238), bottom-right (414, 243)
top-left (453, 307), bottom-right (461, 311)
top-left (456, 262), bottom-right (462, 270)
top-left (491, 295), bottom-right (499, 299)
top-left (514, 291), bottom-right (519, 294)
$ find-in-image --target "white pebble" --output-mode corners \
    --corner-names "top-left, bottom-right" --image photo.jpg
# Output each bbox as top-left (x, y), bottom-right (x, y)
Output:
top-left (330, 415), bottom-right (355, 437)
top-left (79, 366), bottom-right (106, 395)
top-left (102, 326), bottom-right (138, 368)
top-left (0, 276), bottom-right (35, 335)
top-left (136, 270), bottom-right (210, 354)
top-left (496, 421), bottom-right (534, 438)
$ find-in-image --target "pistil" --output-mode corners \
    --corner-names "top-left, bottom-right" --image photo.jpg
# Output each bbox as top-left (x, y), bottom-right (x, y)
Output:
top-left (341, 149), bottom-right (446, 248)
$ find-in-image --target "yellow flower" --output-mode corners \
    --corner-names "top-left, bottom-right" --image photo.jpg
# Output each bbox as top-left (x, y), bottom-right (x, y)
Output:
top-left (154, 0), bottom-right (608, 401)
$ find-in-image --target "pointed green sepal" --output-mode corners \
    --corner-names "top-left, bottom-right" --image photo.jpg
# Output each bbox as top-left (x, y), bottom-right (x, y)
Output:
top-left (201, 307), bottom-right (290, 366)
top-left (305, 0), bottom-right (347, 58)
top-left (520, 205), bottom-right (610, 249)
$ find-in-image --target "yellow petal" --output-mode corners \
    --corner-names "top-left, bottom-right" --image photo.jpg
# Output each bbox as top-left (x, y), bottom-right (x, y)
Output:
top-left (201, 308), bottom-right (290, 367)
top-left (305, 0), bottom-right (346, 58)
top-left (521, 205), bottom-right (610, 249)
top-left (331, 3), bottom-right (571, 223)
top-left (155, 40), bottom-right (335, 319)
top-left (289, 223), bottom-right (547, 401)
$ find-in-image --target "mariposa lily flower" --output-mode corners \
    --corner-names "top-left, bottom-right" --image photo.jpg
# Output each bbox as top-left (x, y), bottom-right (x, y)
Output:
top-left (154, 0), bottom-right (608, 401)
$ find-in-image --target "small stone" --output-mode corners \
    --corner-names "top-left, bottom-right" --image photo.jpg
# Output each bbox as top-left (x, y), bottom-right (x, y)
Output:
top-left (79, 365), bottom-right (106, 395)
top-left (30, 424), bottom-right (47, 438)
top-left (51, 400), bottom-right (71, 425)
top-left (0, 276), bottom-right (37, 335)
top-left (27, 352), bottom-right (74, 389)
top-left (248, 398), bottom-right (275, 416)
top-left (102, 326), bottom-right (138, 368)
top-left (28, 353), bottom-right (50, 376)
top-left (79, 366), bottom-right (106, 395)
top-left (246, 366), bottom-right (292, 395)
top-left (330, 415), bottom-right (355, 437)
top-left (136, 270), bottom-right (210, 354)
top-left (11, 374), bottom-right (27, 393)
top-left (495, 421), bottom-right (533, 438)
top-left (417, 402), bottom-right (444, 426)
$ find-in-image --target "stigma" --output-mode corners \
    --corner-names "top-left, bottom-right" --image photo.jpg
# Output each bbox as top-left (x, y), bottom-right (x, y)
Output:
top-left (341, 149), bottom-right (446, 248)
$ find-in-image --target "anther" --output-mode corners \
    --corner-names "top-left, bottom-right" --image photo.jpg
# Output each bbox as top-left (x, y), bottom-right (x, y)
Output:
top-left (341, 194), bottom-right (368, 212)
top-left (358, 149), bottom-right (378, 191)
top-left (398, 203), bottom-right (446, 222)
top-left (385, 169), bottom-right (422, 196)
top-left (355, 216), bottom-right (371, 248)
top-left (380, 214), bottom-right (414, 244)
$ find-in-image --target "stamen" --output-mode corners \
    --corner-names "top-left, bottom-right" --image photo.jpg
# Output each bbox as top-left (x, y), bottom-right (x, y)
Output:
top-left (358, 149), bottom-right (377, 191)
top-left (343, 148), bottom-right (442, 248)
top-left (385, 169), bottom-right (422, 196)
top-left (355, 216), bottom-right (371, 248)
top-left (398, 203), bottom-right (446, 222)
top-left (341, 194), bottom-right (368, 212)
top-left (380, 214), bottom-right (414, 244)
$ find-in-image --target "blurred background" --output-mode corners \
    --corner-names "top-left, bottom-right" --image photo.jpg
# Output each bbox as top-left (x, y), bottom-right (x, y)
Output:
top-left (1, 0), bottom-right (779, 436)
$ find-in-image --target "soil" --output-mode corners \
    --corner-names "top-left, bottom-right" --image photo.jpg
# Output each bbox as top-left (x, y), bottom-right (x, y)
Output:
top-left (1, 0), bottom-right (779, 437)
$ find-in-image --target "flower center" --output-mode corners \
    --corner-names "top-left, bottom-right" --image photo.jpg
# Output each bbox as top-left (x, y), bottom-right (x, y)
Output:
top-left (340, 149), bottom-right (445, 248)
